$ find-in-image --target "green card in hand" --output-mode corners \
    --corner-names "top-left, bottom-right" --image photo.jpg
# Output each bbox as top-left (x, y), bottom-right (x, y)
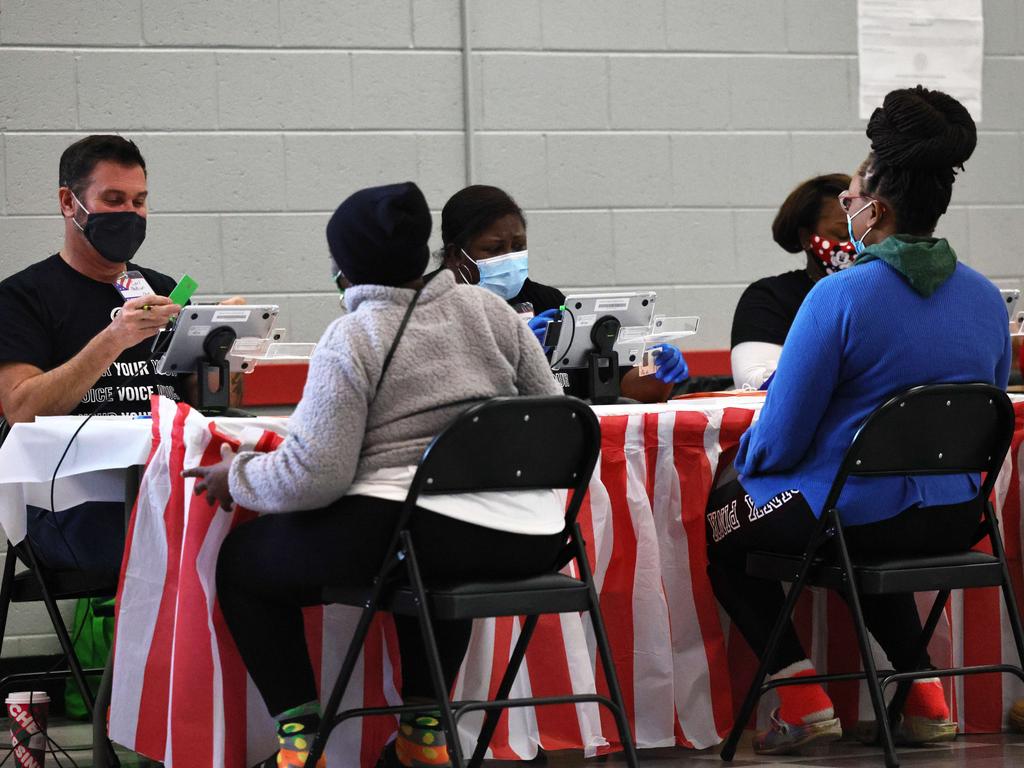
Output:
top-left (168, 274), bottom-right (198, 307)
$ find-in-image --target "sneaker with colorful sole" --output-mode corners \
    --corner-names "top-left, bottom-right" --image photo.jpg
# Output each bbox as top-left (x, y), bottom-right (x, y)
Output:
top-left (852, 715), bottom-right (957, 746)
top-left (752, 709), bottom-right (843, 755)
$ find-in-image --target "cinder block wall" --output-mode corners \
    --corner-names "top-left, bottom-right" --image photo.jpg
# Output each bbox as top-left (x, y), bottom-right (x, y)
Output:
top-left (1, 1), bottom-right (1023, 655)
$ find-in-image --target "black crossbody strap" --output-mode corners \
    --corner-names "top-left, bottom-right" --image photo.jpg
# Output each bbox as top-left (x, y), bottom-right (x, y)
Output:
top-left (376, 288), bottom-right (423, 394)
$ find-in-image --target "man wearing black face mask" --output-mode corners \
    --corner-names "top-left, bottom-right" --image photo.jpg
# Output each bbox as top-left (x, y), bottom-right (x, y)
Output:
top-left (0, 135), bottom-right (188, 424)
top-left (0, 135), bottom-right (200, 576)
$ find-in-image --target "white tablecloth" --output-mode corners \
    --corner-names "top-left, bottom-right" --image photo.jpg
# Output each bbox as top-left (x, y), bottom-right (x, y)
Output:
top-left (0, 398), bottom-right (769, 545)
top-left (0, 415), bottom-right (288, 544)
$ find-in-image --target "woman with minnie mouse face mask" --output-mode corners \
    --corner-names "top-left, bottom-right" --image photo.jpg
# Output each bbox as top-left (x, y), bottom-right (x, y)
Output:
top-left (730, 173), bottom-right (854, 390)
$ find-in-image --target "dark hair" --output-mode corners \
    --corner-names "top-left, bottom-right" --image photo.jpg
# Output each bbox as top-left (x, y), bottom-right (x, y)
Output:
top-left (59, 135), bottom-right (147, 199)
top-left (440, 185), bottom-right (526, 250)
top-left (860, 85), bottom-right (976, 235)
top-left (772, 173), bottom-right (852, 253)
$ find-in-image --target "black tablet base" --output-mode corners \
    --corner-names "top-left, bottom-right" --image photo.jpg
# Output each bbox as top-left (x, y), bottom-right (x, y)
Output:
top-left (587, 315), bottom-right (623, 405)
top-left (197, 327), bottom-right (237, 415)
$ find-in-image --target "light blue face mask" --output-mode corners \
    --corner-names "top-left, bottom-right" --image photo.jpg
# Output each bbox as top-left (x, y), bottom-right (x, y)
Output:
top-left (846, 200), bottom-right (874, 255)
top-left (464, 249), bottom-right (529, 300)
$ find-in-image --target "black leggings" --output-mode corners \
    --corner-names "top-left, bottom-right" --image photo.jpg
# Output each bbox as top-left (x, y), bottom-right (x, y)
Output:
top-left (705, 461), bottom-right (983, 676)
top-left (216, 496), bottom-right (566, 717)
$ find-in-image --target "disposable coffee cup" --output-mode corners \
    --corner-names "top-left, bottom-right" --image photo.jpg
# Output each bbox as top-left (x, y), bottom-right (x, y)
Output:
top-left (5, 691), bottom-right (49, 768)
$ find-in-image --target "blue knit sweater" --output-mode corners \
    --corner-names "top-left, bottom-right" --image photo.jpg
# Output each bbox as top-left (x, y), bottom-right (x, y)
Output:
top-left (735, 254), bottom-right (1011, 526)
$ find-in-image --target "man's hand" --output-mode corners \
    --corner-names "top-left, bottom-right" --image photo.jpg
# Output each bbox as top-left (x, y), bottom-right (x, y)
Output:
top-left (182, 444), bottom-right (237, 510)
top-left (104, 295), bottom-right (180, 351)
top-left (219, 296), bottom-right (246, 306)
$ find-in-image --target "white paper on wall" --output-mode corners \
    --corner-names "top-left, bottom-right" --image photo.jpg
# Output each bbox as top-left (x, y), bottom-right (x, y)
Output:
top-left (858, 0), bottom-right (984, 122)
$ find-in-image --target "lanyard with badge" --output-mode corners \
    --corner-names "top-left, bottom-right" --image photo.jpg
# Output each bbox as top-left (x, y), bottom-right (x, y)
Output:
top-left (111, 270), bottom-right (156, 318)
top-left (113, 270), bottom-right (155, 300)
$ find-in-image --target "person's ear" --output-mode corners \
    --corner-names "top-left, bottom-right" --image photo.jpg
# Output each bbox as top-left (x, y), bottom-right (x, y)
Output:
top-left (441, 243), bottom-right (455, 265)
top-left (864, 200), bottom-right (884, 230)
top-left (797, 226), bottom-right (812, 251)
top-left (58, 187), bottom-right (76, 219)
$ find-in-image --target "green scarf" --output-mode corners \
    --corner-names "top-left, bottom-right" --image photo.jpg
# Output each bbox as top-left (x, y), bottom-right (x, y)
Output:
top-left (854, 235), bottom-right (957, 297)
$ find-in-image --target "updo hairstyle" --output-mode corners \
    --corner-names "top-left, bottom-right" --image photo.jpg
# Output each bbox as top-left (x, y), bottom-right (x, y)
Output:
top-left (860, 85), bottom-right (977, 234)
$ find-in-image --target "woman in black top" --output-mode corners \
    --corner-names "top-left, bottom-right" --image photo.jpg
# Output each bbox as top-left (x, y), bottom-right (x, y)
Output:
top-left (440, 185), bottom-right (689, 402)
top-left (730, 174), bottom-right (852, 389)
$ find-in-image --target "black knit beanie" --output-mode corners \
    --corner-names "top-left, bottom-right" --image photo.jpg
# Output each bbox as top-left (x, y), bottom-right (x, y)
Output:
top-left (326, 182), bottom-right (432, 287)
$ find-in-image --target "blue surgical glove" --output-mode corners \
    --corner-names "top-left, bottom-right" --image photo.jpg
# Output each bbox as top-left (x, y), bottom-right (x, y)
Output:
top-left (527, 308), bottom-right (561, 348)
top-left (653, 344), bottom-right (690, 384)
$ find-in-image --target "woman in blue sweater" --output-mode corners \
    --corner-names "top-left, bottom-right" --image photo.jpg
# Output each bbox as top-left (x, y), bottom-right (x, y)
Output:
top-left (706, 86), bottom-right (1011, 755)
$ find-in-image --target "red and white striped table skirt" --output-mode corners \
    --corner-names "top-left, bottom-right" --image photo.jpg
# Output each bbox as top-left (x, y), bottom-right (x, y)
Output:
top-left (109, 395), bottom-right (1024, 767)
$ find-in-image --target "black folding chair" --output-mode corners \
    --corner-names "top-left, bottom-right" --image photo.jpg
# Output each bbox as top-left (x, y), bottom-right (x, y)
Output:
top-left (303, 396), bottom-right (638, 768)
top-left (0, 543), bottom-right (115, 699)
top-left (0, 416), bottom-right (123, 766)
top-left (719, 383), bottom-right (1024, 768)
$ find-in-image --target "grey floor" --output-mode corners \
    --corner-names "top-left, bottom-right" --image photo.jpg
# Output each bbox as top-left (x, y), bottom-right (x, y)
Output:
top-left (6, 720), bottom-right (1024, 767)
top-left (494, 733), bottom-right (1024, 768)
top-left (1, 717), bottom-right (157, 766)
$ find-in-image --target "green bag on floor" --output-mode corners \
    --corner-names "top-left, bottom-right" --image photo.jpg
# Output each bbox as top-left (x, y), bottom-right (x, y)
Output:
top-left (64, 596), bottom-right (115, 720)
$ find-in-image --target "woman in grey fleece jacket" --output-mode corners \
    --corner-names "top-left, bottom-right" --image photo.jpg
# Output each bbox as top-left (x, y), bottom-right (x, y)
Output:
top-left (227, 266), bottom-right (562, 514)
top-left (185, 182), bottom-right (566, 768)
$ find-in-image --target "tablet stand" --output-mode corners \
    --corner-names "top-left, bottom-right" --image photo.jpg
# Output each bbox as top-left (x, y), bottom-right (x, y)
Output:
top-left (198, 326), bottom-right (237, 414)
top-left (587, 315), bottom-right (623, 405)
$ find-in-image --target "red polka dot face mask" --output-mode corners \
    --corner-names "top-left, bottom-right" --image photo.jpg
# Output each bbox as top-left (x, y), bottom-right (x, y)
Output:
top-left (808, 234), bottom-right (857, 274)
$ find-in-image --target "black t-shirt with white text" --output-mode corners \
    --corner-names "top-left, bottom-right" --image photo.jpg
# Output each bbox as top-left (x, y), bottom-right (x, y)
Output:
top-left (0, 254), bottom-right (186, 416)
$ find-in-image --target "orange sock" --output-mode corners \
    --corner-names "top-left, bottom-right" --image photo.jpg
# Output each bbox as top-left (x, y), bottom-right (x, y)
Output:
top-left (771, 660), bottom-right (835, 725)
top-left (903, 678), bottom-right (949, 721)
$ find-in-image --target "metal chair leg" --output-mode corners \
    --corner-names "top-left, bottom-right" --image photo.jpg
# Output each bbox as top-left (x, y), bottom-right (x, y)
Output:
top-left (20, 542), bottom-right (96, 714)
top-left (572, 524), bottom-right (639, 768)
top-left (467, 614), bottom-right (539, 768)
top-left (403, 532), bottom-right (465, 768)
top-left (1001, 575), bottom-right (1024, 671)
top-left (91, 648), bottom-right (121, 768)
top-left (0, 542), bottom-right (17, 654)
top-left (304, 600), bottom-right (380, 768)
top-left (833, 516), bottom-right (899, 768)
top-left (720, 582), bottom-right (814, 759)
top-left (886, 590), bottom-right (950, 727)
top-left (720, 514), bottom-right (834, 762)
top-left (988, 512), bottom-right (1024, 671)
